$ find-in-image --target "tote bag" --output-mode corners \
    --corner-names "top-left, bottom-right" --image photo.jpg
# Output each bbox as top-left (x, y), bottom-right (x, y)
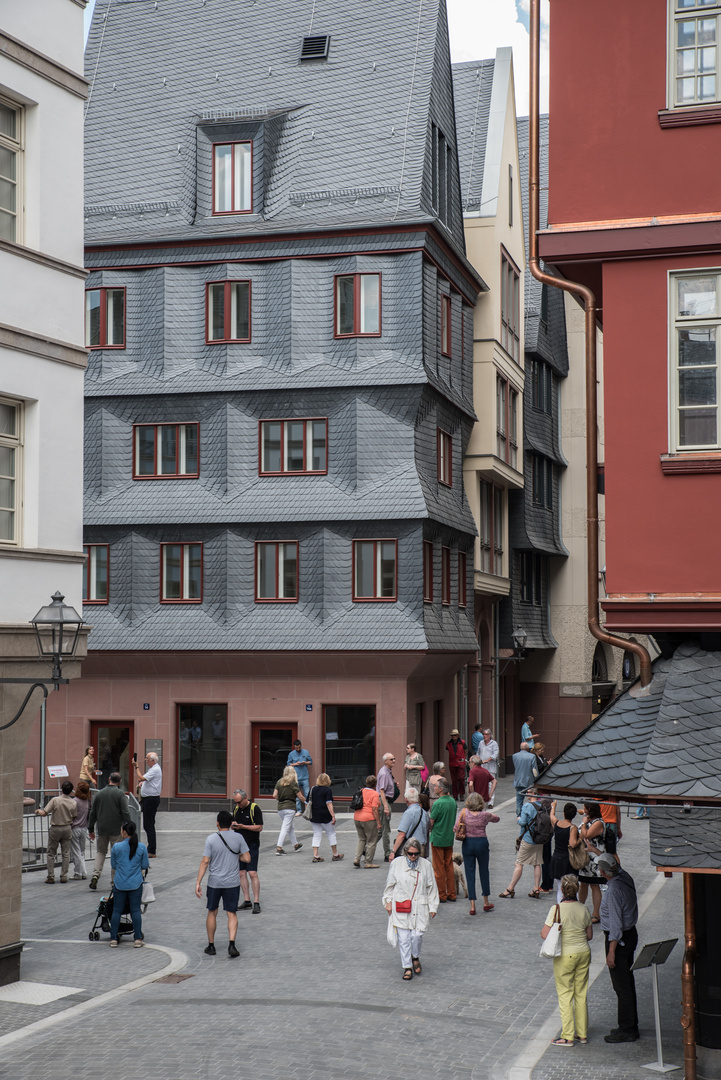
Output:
top-left (539, 904), bottom-right (563, 959)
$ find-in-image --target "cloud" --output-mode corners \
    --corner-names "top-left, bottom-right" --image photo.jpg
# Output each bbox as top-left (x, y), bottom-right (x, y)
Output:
top-left (446, 0), bottom-right (549, 115)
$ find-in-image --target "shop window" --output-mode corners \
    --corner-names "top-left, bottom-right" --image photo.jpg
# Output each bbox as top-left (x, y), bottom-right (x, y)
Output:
top-left (177, 703), bottom-right (227, 796)
top-left (323, 704), bottom-right (375, 796)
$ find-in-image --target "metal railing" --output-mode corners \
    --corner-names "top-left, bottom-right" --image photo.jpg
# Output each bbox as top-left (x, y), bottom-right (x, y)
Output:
top-left (22, 788), bottom-right (141, 872)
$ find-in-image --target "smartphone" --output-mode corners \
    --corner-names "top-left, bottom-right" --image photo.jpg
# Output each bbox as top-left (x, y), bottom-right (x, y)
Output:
top-left (133, 753), bottom-right (138, 764)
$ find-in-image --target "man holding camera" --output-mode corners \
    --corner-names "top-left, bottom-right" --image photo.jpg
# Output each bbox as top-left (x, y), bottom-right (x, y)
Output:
top-left (135, 751), bottom-right (162, 858)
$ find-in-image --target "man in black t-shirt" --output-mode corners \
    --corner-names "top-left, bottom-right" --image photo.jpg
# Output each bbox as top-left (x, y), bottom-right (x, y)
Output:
top-left (231, 788), bottom-right (264, 913)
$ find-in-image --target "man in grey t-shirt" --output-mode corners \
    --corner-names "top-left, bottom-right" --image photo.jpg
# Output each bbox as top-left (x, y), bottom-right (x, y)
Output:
top-left (196, 810), bottom-right (250, 958)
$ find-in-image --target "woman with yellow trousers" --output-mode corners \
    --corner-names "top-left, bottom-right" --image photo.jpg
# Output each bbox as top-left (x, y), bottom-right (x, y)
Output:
top-left (540, 874), bottom-right (593, 1046)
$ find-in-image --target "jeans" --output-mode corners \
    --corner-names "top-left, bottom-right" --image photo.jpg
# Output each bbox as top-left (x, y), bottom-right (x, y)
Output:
top-left (431, 845), bottom-right (456, 901)
top-left (70, 826), bottom-right (88, 876)
top-left (47, 824), bottom-right (71, 880)
top-left (311, 821), bottom-right (337, 849)
top-left (277, 809), bottom-right (297, 848)
top-left (553, 950), bottom-right (591, 1040)
top-left (110, 884), bottom-right (143, 941)
top-left (397, 928), bottom-right (424, 968)
top-left (605, 927), bottom-right (639, 1032)
top-left (462, 836), bottom-right (490, 900)
top-left (296, 777), bottom-right (309, 813)
top-left (515, 788), bottom-right (527, 816)
top-left (354, 819), bottom-right (379, 864)
top-left (142, 795), bottom-right (160, 855)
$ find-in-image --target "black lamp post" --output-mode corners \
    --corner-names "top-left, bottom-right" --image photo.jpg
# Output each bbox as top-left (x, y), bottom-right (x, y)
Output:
top-left (0, 591), bottom-right (83, 732)
top-left (493, 625), bottom-right (528, 677)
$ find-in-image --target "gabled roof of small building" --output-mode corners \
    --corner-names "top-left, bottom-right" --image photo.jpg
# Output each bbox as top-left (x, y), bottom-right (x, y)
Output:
top-left (538, 641), bottom-right (721, 802)
top-left (84, 0), bottom-right (470, 261)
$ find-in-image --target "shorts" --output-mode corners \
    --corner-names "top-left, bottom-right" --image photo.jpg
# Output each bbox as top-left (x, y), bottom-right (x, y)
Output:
top-left (206, 885), bottom-right (240, 912)
top-left (516, 840), bottom-right (544, 866)
top-left (239, 846), bottom-right (259, 873)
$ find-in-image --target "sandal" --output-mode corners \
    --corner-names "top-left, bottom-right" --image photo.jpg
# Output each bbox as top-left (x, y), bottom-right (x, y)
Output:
top-left (499, 889), bottom-right (515, 898)
top-left (528, 889), bottom-right (541, 899)
top-left (312, 857), bottom-right (324, 863)
top-left (402, 968), bottom-right (413, 980)
top-left (550, 1038), bottom-right (574, 1047)
top-left (591, 915), bottom-right (601, 923)
top-left (575, 1037), bottom-right (588, 1044)
top-left (412, 957), bottom-right (422, 975)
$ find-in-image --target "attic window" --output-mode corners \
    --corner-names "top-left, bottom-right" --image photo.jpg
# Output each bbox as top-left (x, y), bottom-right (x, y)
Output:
top-left (300, 35), bottom-right (330, 60)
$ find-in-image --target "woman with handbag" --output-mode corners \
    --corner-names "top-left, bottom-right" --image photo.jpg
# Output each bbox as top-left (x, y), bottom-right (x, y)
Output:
top-left (109, 821), bottom-right (149, 947)
top-left (550, 801), bottom-right (579, 901)
top-left (308, 773), bottom-right (343, 862)
top-left (577, 801), bottom-right (607, 923)
top-left (383, 838), bottom-right (439, 980)
top-left (454, 793), bottom-right (500, 915)
top-left (540, 874), bottom-right (593, 1045)
top-left (353, 774), bottom-right (382, 867)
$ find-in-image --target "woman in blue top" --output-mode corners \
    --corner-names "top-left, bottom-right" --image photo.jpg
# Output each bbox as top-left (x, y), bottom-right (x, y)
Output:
top-left (109, 821), bottom-right (149, 947)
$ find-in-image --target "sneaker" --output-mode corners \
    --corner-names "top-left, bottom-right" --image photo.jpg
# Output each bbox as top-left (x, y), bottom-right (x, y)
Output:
top-left (228, 942), bottom-right (240, 958)
top-left (44, 877), bottom-right (55, 884)
top-left (239, 900), bottom-right (252, 910)
top-left (294, 843), bottom-right (303, 851)
top-left (109, 940), bottom-right (118, 948)
top-left (133, 939), bottom-right (144, 948)
top-left (252, 902), bottom-right (261, 914)
top-left (72, 874), bottom-right (83, 880)
top-left (59, 877), bottom-right (68, 883)
top-left (204, 943), bottom-right (216, 956)
top-left (604, 1030), bottom-right (639, 1043)
top-left (89, 876), bottom-right (99, 890)
top-left (275, 848), bottom-right (284, 856)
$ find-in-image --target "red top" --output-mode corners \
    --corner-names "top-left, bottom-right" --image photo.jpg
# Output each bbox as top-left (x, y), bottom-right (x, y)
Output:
top-left (468, 765), bottom-right (493, 802)
top-left (446, 739), bottom-right (467, 768)
top-left (354, 787), bottom-right (380, 823)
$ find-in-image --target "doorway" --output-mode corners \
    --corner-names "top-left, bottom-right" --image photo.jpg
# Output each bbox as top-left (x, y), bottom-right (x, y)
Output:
top-left (251, 723), bottom-right (298, 799)
top-left (90, 721), bottom-right (134, 793)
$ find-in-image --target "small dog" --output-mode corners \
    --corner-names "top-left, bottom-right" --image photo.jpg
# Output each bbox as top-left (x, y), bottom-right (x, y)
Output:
top-left (453, 853), bottom-right (468, 898)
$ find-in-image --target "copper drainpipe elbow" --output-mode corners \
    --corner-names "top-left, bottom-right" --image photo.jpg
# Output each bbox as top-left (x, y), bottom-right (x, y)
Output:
top-left (528, 0), bottom-right (652, 688)
top-left (681, 873), bottom-right (697, 1080)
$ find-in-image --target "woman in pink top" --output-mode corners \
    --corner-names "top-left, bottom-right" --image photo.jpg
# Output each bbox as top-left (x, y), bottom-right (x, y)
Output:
top-left (453, 793), bottom-right (500, 915)
top-left (353, 774), bottom-right (382, 868)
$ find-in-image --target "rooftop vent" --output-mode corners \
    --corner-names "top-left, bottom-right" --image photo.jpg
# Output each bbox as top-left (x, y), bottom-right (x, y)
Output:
top-left (300, 35), bottom-right (330, 61)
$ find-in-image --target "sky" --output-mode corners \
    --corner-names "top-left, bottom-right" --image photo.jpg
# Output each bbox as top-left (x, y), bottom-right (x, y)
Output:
top-left (83, 0), bottom-right (549, 115)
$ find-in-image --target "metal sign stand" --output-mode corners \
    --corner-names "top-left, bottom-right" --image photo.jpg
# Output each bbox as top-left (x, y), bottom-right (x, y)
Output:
top-left (632, 938), bottom-right (680, 1073)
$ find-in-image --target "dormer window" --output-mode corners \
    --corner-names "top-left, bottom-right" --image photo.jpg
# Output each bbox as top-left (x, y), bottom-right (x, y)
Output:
top-left (213, 142), bottom-right (252, 214)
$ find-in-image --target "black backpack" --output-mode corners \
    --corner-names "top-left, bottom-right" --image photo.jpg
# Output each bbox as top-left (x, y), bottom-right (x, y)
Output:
top-left (349, 787), bottom-right (365, 812)
top-left (530, 806), bottom-right (553, 846)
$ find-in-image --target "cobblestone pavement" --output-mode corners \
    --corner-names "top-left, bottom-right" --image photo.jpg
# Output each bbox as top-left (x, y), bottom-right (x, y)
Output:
top-left (3, 778), bottom-right (685, 1080)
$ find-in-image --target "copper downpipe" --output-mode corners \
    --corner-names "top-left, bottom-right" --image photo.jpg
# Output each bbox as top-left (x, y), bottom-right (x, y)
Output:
top-left (681, 873), bottom-right (697, 1080)
top-left (528, 0), bottom-right (652, 687)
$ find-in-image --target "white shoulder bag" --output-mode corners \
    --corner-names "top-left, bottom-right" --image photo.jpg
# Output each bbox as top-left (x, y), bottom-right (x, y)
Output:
top-left (539, 904), bottom-right (563, 959)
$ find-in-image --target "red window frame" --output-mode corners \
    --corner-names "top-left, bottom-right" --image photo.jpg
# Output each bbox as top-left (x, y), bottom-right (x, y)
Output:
top-left (254, 541), bottom-right (299, 603)
top-left (480, 480), bottom-right (504, 577)
top-left (83, 543), bottom-right (109, 605)
top-left (496, 373), bottom-right (519, 467)
top-left (258, 418), bottom-right (328, 476)
top-left (85, 286), bottom-right (126, 349)
top-left (211, 141), bottom-right (253, 216)
top-left (458, 551), bottom-right (467, 608)
top-left (423, 540), bottom-right (433, 603)
top-left (333, 273), bottom-right (382, 338)
top-left (437, 428), bottom-right (452, 487)
top-left (132, 423), bottom-right (200, 480)
top-left (205, 280), bottom-right (252, 344)
top-left (441, 294), bottom-right (452, 357)
top-left (441, 546), bottom-right (451, 605)
top-left (159, 542), bottom-right (203, 604)
top-left (352, 539), bottom-right (398, 602)
top-left (500, 249), bottom-right (520, 362)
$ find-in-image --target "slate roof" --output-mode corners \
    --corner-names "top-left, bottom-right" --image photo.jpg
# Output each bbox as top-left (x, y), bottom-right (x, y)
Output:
top-left (84, 0), bottom-right (469, 261)
top-left (539, 642), bottom-right (721, 802)
top-left (649, 806), bottom-right (721, 870)
top-left (451, 58), bottom-right (495, 214)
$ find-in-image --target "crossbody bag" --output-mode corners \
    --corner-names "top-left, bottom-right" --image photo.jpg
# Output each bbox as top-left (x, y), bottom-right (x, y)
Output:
top-left (394, 869), bottom-right (420, 914)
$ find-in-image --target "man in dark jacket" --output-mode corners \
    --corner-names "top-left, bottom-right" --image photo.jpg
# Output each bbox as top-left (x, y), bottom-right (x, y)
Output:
top-left (598, 853), bottom-right (640, 1042)
top-left (88, 772), bottom-right (130, 890)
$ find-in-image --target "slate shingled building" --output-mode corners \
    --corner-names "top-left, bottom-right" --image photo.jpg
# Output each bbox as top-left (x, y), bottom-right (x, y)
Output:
top-left (41, 0), bottom-right (486, 805)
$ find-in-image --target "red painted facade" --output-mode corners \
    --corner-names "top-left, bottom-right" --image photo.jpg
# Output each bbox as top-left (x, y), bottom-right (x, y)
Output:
top-left (542, 0), bottom-right (721, 632)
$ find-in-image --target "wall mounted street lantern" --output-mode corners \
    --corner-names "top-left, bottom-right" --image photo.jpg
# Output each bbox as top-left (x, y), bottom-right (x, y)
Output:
top-left (493, 625), bottom-right (528, 678)
top-left (0, 591), bottom-right (83, 732)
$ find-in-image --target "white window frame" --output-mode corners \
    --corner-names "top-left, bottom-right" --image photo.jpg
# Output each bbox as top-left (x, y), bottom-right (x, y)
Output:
top-left (0, 96), bottom-right (23, 245)
top-left (669, 268), bottom-right (721, 451)
top-left (0, 396), bottom-right (22, 546)
top-left (668, 0), bottom-right (721, 108)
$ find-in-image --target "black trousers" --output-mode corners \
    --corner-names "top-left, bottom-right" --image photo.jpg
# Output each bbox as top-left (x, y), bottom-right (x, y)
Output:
top-left (604, 926), bottom-right (639, 1032)
top-left (141, 795), bottom-right (160, 855)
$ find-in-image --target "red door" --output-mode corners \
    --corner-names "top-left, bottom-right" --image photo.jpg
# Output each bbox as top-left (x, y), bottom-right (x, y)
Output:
top-left (90, 721), bottom-right (135, 794)
top-left (251, 723), bottom-right (298, 799)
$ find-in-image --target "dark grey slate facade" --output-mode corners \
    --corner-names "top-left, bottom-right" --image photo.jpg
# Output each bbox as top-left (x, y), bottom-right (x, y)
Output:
top-left (81, 0), bottom-right (483, 660)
